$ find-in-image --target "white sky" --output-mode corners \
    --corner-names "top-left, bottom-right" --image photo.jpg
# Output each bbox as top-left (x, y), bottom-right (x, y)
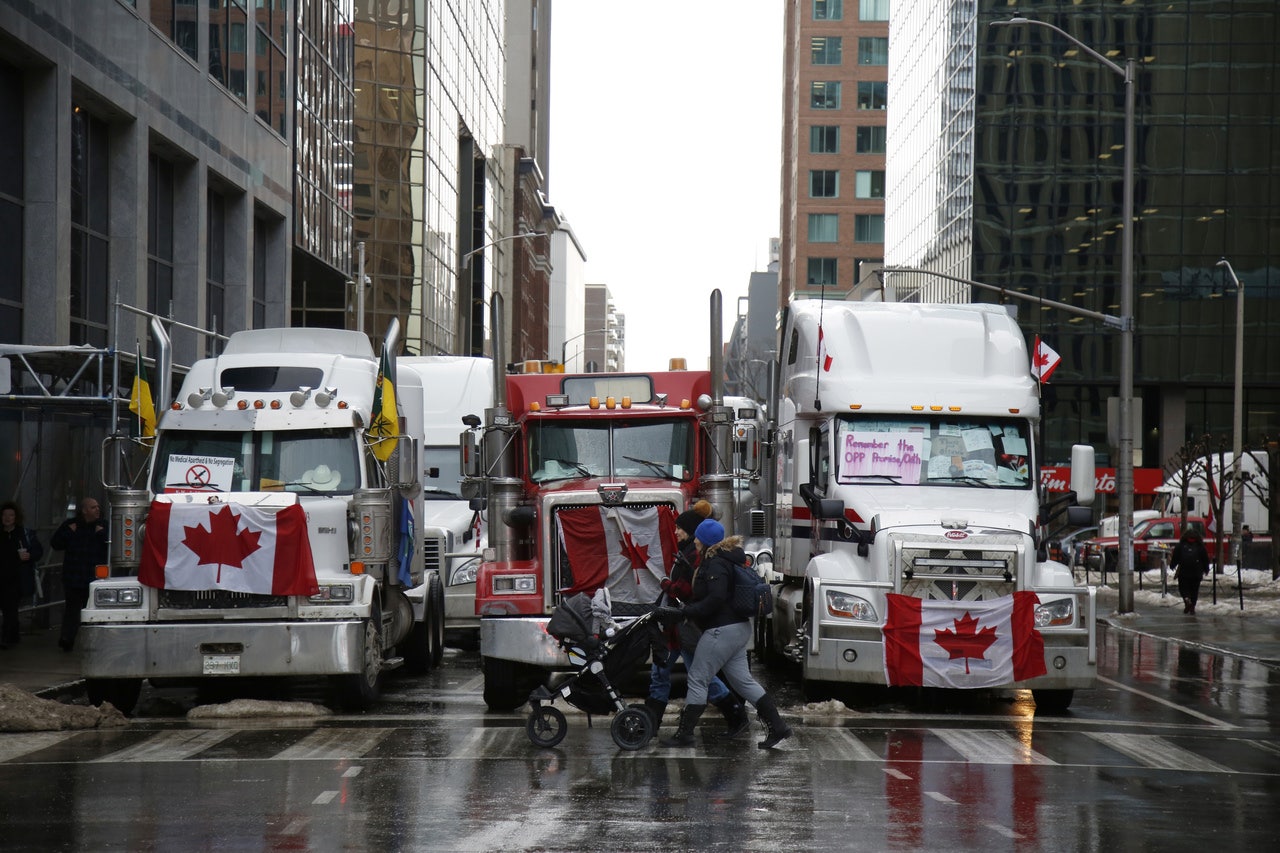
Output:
top-left (547, 1), bottom-right (785, 372)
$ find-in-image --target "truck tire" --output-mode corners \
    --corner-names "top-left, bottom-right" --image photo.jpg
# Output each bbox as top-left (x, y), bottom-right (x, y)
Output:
top-left (483, 656), bottom-right (544, 711)
top-left (86, 678), bottom-right (142, 715)
top-left (337, 599), bottom-right (383, 710)
top-left (428, 571), bottom-right (445, 668)
top-left (1032, 688), bottom-right (1074, 714)
top-left (403, 572), bottom-right (444, 674)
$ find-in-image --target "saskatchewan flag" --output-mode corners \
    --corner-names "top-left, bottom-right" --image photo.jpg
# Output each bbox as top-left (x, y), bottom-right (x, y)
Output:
top-left (370, 348), bottom-right (398, 461)
top-left (129, 356), bottom-right (157, 437)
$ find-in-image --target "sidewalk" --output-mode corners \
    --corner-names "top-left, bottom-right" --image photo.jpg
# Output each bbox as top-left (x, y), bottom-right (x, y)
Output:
top-left (0, 622), bottom-right (84, 699)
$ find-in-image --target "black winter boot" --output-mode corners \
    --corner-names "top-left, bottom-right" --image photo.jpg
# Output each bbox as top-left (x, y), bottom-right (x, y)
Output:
top-left (643, 697), bottom-right (667, 730)
top-left (755, 694), bottom-right (792, 749)
top-left (659, 703), bottom-right (706, 747)
top-left (713, 696), bottom-right (751, 738)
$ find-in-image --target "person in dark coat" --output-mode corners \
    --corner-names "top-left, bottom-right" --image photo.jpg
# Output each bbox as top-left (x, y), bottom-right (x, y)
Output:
top-left (1170, 529), bottom-right (1210, 615)
top-left (50, 497), bottom-right (108, 651)
top-left (659, 518), bottom-right (792, 749)
top-left (1, 501), bottom-right (44, 647)
top-left (646, 501), bottom-right (748, 737)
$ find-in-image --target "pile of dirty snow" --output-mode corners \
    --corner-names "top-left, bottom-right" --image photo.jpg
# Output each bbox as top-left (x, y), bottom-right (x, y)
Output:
top-left (0, 683), bottom-right (128, 732)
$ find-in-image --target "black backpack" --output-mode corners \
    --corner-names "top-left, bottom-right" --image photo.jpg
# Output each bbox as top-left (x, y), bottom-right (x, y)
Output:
top-left (730, 561), bottom-right (772, 620)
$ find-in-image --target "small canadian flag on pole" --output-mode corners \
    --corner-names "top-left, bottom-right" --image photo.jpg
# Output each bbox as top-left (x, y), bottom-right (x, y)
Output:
top-left (1032, 335), bottom-right (1062, 383)
top-left (817, 324), bottom-right (834, 372)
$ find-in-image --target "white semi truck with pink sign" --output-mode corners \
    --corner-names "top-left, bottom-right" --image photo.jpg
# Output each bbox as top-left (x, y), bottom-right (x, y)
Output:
top-left (765, 300), bottom-right (1097, 711)
top-left (84, 322), bottom-right (445, 713)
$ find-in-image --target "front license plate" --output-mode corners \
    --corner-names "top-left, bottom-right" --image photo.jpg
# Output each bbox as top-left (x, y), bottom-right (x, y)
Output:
top-left (203, 654), bottom-right (241, 675)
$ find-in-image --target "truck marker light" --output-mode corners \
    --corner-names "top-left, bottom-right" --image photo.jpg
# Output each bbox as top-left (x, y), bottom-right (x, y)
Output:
top-left (237, 399), bottom-right (249, 410)
top-left (95, 564), bottom-right (110, 579)
top-left (589, 397), bottom-right (600, 409)
top-left (253, 399), bottom-right (265, 409)
top-left (679, 399), bottom-right (691, 410)
top-left (350, 561), bottom-right (365, 575)
top-left (529, 402), bottom-right (541, 411)
top-left (270, 399), bottom-right (282, 410)
top-left (621, 397), bottom-right (631, 409)
top-left (930, 405), bottom-right (943, 412)
top-left (669, 358), bottom-right (687, 370)
top-left (1008, 408), bottom-right (1020, 413)
top-left (605, 396), bottom-right (616, 409)
top-left (949, 406), bottom-right (962, 412)
top-left (910, 405), bottom-right (924, 411)
top-left (171, 401), bottom-right (182, 410)
top-left (849, 404), bottom-right (862, 410)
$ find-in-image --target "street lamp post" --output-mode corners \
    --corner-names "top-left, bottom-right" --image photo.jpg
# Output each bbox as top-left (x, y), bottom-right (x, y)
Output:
top-left (991, 16), bottom-right (1138, 612)
top-left (561, 328), bottom-right (610, 373)
top-left (1216, 258), bottom-right (1245, 570)
top-left (460, 230), bottom-right (548, 358)
top-left (461, 230), bottom-right (548, 271)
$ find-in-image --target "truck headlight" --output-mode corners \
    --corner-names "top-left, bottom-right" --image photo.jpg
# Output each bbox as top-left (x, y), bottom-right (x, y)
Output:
top-left (1035, 598), bottom-right (1074, 627)
top-left (310, 583), bottom-right (355, 604)
top-left (825, 590), bottom-right (877, 622)
top-left (449, 557), bottom-right (480, 586)
top-left (494, 574), bottom-right (537, 594)
top-left (94, 586), bottom-right (143, 607)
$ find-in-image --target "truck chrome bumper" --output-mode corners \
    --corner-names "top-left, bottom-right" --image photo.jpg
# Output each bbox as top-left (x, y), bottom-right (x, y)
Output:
top-left (80, 620), bottom-right (367, 679)
top-left (480, 617), bottom-right (570, 667)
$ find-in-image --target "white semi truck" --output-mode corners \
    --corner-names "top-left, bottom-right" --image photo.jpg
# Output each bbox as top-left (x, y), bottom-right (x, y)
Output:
top-left (84, 322), bottom-right (445, 713)
top-left (396, 356), bottom-right (492, 648)
top-left (766, 300), bottom-right (1096, 711)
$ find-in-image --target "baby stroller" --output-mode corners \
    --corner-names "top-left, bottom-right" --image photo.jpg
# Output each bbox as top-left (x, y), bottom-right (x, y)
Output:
top-left (525, 590), bottom-right (662, 750)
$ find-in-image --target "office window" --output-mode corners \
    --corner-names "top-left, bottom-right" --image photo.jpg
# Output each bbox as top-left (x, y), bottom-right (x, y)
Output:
top-left (152, 0), bottom-right (199, 61)
top-left (809, 170), bottom-right (839, 198)
top-left (811, 37), bottom-right (842, 66)
top-left (810, 125), bottom-right (840, 154)
top-left (860, 0), bottom-right (889, 22)
top-left (808, 214), bottom-right (838, 243)
top-left (255, 1), bottom-right (287, 135)
top-left (253, 213), bottom-right (269, 328)
top-left (856, 170), bottom-right (885, 199)
top-left (814, 0), bottom-right (843, 20)
top-left (857, 81), bottom-right (888, 110)
top-left (207, 191), bottom-right (226, 355)
top-left (811, 81), bottom-right (841, 110)
top-left (858, 37), bottom-right (888, 66)
top-left (856, 125), bottom-right (886, 153)
top-left (70, 105), bottom-right (109, 347)
top-left (855, 214), bottom-right (885, 243)
top-left (807, 258), bottom-right (838, 286)
top-left (0, 62), bottom-right (22, 343)
top-left (147, 154), bottom-right (175, 318)
top-left (210, 0), bottom-right (248, 102)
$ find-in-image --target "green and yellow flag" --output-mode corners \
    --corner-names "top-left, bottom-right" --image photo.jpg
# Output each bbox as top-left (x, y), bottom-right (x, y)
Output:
top-left (370, 348), bottom-right (398, 461)
top-left (129, 355), bottom-right (156, 437)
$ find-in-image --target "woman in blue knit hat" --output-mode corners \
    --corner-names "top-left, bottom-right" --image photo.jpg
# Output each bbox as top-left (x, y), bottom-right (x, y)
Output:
top-left (658, 517), bottom-right (791, 749)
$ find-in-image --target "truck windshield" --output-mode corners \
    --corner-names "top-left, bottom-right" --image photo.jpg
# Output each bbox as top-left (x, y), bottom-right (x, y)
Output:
top-left (835, 414), bottom-right (1032, 489)
top-left (528, 418), bottom-right (694, 483)
top-left (151, 428), bottom-right (361, 494)
top-left (422, 446), bottom-right (464, 499)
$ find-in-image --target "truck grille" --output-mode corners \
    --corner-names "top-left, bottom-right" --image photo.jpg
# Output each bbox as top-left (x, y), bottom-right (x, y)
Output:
top-left (424, 535), bottom-right (445, 573)
top-left (159, 590), bottom-right (288, 610)
top-left (894, 533), bottom-right (1022, 602)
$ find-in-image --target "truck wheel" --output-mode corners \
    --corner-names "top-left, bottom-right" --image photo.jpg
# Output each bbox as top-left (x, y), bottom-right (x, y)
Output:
top-left (1032, 688), bottom-right (1074, 714)
top-left (86, 678), bottom-right (142, 715)
top-left (483, 656), bottom-right (543, 711)
top-left (428, 571), bottom-right (445, 668)
top-left (337, 599), bottom-right (383, 710)
top-left (404, 573), bottom-right (444, 674)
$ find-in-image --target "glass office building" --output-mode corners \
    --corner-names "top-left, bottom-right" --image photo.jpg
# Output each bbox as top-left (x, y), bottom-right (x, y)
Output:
top-left (885, 0), bottom-right (1279, 468)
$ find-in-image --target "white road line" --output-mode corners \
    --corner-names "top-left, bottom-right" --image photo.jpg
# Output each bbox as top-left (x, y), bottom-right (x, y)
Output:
top-left (91, 730), bottom-right (235, 763)
top-left (884, 767), bottom-right (912, 780)
top-left (273, 728), bottom-right (391, 761)
top-left (0, 732), bottom-right (77, 763)
top-left (933, 729), bottom-right (1057, 766)
top-left (1086, 732), bottom-right (1235, 773)
top-left (1097, 674), bottom-right (1239, 729)
top-left (984, 821), bottom-right (1023, 839)
top-left (312, 790), bottom-right (338, 805)
top-left (280, 818), bottom-right (307, 835)
top-left (450, 804), bottom-right (571, 853)
top-left (825, 729), bottom-right (883, 761)
top-left (1244, 739), bottom-right (1280, 758)
top-left (924, 791), bottom-right (956, 803)
top-left (342, 765), bottom-right (362, 777)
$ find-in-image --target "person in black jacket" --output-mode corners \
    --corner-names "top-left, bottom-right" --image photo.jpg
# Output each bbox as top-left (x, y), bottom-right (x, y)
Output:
top-left (1170, 529), bottom-right (1210, 615)
top-left (51, 497), bottom-right (108, 651)
top-left (659, 518), bottom-right (792, 749)
top-left (645, 501), bottom-right (747, 737)
top-left (1, 501), bottom-right (44, 647)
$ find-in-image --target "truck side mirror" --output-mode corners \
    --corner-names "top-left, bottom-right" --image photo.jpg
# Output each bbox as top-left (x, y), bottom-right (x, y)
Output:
top-left (460, 429), bottom-right (482, 479)
top-left (734, 422), bottom-right (760, 476)
top-left (395, 435), bottom-right (419, 495)
top-left (1070, 444), bottom-right (1096, 506)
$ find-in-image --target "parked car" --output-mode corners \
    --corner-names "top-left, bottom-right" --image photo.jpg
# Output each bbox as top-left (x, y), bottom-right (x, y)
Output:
top-left (1050, 526), bottom-right (1098, 570)
top-left (1082, 517), bottom-right (1211, 571)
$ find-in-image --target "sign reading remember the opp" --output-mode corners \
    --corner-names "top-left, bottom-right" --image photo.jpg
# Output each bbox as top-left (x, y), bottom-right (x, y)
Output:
top-left (165, 454), bottom-right (236, 493)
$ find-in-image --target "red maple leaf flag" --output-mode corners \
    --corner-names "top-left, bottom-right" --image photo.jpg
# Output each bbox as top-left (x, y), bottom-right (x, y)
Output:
top-left (139, 500), bottom-right (319, 596)
top-left (882, 592), bottom-right (1046, 688)
top-left (1031, 335), bottom-right (1062, 383)
top-left (555, 505), bottom-right (675, 602)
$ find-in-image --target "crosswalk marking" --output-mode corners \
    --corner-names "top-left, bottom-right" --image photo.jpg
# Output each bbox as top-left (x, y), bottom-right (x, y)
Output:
top-left (0, 731), bottom-right (76, 762)
top-left (803, 728), bottom-right (884, 761)
top-left (1086, 732), bottom-right (1234, 774)
top-left (92, 729), bottom-right (235, 763)
top-left (933, 729), bottom-right (1057, 766)
top-left (273, 728), bottom-right (392, 761)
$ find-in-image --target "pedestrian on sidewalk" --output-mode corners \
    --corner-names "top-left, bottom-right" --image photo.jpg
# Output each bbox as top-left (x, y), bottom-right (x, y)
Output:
top-left (658, 518), bottom-right (791, 750)
top-left (1241, 525), bottom-right (1253, 570)
top-left (1, 501), bottom-right (44, 648)
top-left (50, 497), bottom-right (108, 651)
top-left (1170, 528), bottom-right (1210, 615)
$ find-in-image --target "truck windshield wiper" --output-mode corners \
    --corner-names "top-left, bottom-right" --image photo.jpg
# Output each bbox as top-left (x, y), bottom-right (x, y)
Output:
top-left (422, 486), bottom-right (463, 500)
top-left (928, 475), bottom-right (994, 488)
top-left (843, 474), bottom-right (902, 484)
top-left (621, 455), bottom-right (671, 478)
top-left (539, 457), bottom-right (593, 479)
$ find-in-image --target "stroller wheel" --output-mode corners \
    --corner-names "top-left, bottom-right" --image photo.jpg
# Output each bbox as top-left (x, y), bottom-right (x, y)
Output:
top-left (611, 707), bottom-right (654, 751)
top-left (526, 706), bottom-right (568, 748)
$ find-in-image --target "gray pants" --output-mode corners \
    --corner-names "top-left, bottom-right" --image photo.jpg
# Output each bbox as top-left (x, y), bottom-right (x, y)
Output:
top-left (686, 621), bottom-right (765, 707)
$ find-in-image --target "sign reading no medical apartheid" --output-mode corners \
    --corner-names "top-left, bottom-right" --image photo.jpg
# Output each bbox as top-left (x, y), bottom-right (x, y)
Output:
top-left (165, 454), bottom-right (236, 493)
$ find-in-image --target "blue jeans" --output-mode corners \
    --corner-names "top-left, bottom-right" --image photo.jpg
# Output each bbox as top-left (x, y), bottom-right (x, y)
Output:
top-left (649, 646), bottom-right (729, 704)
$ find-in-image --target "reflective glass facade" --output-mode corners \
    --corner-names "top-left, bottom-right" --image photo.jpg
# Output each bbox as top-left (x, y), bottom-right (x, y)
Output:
top-left (887, 1), bottom-right (1280, 465)
top-left (351, 0), bottom-right (504, 356)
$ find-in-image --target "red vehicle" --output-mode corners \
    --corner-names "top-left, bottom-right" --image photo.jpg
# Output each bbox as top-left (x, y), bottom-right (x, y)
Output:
top-left (1082, 517), bottom-right (1212, 571)
top-left (464, 293), bottom-right (749, 711)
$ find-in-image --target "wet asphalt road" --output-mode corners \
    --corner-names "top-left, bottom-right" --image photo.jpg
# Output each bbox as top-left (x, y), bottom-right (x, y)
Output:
top-left (2, 624), bottom-right (1279, 852)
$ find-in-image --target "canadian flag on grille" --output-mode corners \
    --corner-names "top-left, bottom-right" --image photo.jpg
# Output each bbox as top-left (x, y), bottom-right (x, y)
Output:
top-left (882, 592), bottom-right (1046, 688)
top-left (555, 505), bottom-right (675, 603)
top-left (139, 501), bottom-right (319, 596)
